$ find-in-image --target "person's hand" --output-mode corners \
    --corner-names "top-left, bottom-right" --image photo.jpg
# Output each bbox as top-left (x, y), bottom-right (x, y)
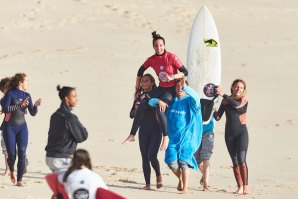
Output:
top-left (157, 100), bottom-right (168, 112)
top-left (122, 135), bottom-right (135, 144)
top-left (34, 99), bottom-right (42, 107)
top-left (160, 136), bottom-right (169, 150)
top-left (165, 74), bottom-right (175, 82)
top-left (134, 101), bottom-right (140, 110)
top-left (21, 97), bottom-right (30, 107)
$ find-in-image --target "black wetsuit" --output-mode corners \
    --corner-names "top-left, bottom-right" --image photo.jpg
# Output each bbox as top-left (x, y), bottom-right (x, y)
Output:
top-left (130, 91), bottom-right (162, 185)
top-left (130, 65), bottom-right (188, 136)
top-left (213, 95), bottom-right (249, 167)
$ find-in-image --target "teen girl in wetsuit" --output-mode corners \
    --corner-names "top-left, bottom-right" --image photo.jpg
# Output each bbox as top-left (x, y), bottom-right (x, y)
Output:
top-left (127, 74), bottom-right (163, 190)
top-left (213, 79), bottom-right (249, 195)
top-left (2, 73), bottom-right (42, 186)
top-left (125, 31), bottom-right (188, 150)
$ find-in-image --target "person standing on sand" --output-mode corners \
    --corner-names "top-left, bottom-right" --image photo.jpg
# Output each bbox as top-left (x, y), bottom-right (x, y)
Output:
top-left (0, 77), bottom-right (12, 176)
top-left (123, 74), bottom-right (163, 190)
top-left (149, 77), bottom-right (203, 194)
top-left (1, 73), bottom-right (42, 186)
top-left (124, 31), bottom-right (189, 150)
top-left (194, 118), bottom-right (215, 191)
top-left (213, 79), bottom-right (249, 195)
top-left (45, 85), bottom-right (88, 173)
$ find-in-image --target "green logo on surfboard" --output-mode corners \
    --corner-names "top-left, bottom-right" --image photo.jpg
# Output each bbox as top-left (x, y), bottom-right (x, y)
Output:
top-left (204, 39), bottom-right (218, 47)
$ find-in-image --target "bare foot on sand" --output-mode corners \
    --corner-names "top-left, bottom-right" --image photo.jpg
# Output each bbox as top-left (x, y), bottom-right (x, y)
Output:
top-left (203, 185), bottom-right (209, 191)
top-left (140, 184), bottom-right (151, 190)
top-left (10, 172), bottom-right (16, 184)
top-left (200, 176), bottom-right (204, 186)
top-left (16, 181), bottom-right (24, 187)
top-left (234, 186), bottom-right (243, 194)
top-left (156, 175), bottom-right (163, 189)
top-left (177, 180), bottom-right (183, 191)
top-left (243, 186), bottom-right (249, 194)
top-left (122, 135), bottom-right (135, 144)
top-left (181, 188), bottom-right (189, 194)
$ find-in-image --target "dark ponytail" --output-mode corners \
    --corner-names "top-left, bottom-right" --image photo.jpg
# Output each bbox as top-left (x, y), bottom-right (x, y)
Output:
top-left (152, 31), bottom-right (165, 46)
top-left (57, 85), bottom-right (75, 101)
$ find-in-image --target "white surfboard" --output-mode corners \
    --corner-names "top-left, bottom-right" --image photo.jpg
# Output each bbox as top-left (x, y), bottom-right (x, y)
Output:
top-left (187, 6), bottom-right (221, 123)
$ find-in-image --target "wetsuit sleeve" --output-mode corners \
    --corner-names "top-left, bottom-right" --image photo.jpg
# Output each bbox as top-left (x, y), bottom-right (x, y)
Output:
top-left (178, 65), bottom-right (188, 77)
top-left (67, 115), bottom-right (88, 143)
top-left (148, 98), bottom-right (159, 107)
top-left (129, 101), bottom-right (137, 119)
top-left (27, 93), bottom-right (38, 116)
top-left (183, 86), bottom-right (200, 109)
top-left (223, 95), bottom-right (248, 109)
top-left (137, 65), bottom-right (147, 77)
top-left (213, 102), bottom-right (225, 121)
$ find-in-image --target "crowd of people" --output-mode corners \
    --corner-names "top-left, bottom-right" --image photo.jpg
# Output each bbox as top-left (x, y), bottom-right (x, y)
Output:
top-left (122, 32), bottom-right (250, 195)
top-left (0, 31), bottom-right (250, 198)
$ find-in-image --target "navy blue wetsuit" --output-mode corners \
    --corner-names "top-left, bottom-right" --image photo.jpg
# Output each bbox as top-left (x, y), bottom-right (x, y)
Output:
top-left (130, 91), bottom-right (162, 185)
top-left (2, 88), bottom-right (37, 182)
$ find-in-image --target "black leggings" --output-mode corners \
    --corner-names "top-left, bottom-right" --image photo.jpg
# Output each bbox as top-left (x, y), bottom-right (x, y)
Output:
top-left (225, 131), bottom-right (249, 184)
top-left (130, 86), bottom-right (175, 136)
top-left (225, 130), bottom-right (249, 167)
top-left (139, 130), bottom-right (162, 185)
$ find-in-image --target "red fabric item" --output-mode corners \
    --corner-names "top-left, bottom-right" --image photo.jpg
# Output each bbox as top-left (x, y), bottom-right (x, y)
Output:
top-left (143, 52), bottom-right (182, 88)
top-left (96, 188), bottom-right (126, 199)
top-left (45, 173), bottom-right (69, 199)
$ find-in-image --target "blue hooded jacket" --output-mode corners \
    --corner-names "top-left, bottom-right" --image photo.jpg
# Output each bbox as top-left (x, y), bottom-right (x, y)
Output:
top-left (149, 86), bottom-right (203, 170)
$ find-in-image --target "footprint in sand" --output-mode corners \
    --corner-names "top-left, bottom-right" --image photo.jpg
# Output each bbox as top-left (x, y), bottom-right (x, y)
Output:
top-left (119, 179), bottom-right (137, 184)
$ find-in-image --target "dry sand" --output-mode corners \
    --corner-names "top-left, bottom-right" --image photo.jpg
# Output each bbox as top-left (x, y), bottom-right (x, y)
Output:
top-left (0, 0), bottom-right (298, 198)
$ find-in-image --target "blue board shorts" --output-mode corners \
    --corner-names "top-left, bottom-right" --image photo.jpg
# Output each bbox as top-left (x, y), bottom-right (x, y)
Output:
top-left (194, 133), bottom-right (214, 164)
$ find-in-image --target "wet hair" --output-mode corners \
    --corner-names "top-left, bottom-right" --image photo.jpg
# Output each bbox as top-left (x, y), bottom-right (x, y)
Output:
top-left (135, 73), bottom-right (157, 98)
top-left (152, 31), bottom-right (165, 46)
top-left (63, 149), bottom-right (92, 182)
top-left (230, 79), bottom-right (247, 96)
top-left (10, 73), bottom-right (26, 88)
top-left (0, 77), bottom-right (12, 93)
top-left (56, 85), bottom-right (76, 101)
top-left (142, 74), bottom-right (157, 89)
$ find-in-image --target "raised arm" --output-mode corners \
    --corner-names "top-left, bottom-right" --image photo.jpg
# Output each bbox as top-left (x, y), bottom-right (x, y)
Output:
top-left (183, 86), bottom-right (200, 109)
top-left (223, 95), bottom-right (248, 109)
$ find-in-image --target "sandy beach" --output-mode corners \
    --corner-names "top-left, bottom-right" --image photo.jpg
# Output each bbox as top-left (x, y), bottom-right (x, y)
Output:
top-left (0, 0), bottom-right (298, 198)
